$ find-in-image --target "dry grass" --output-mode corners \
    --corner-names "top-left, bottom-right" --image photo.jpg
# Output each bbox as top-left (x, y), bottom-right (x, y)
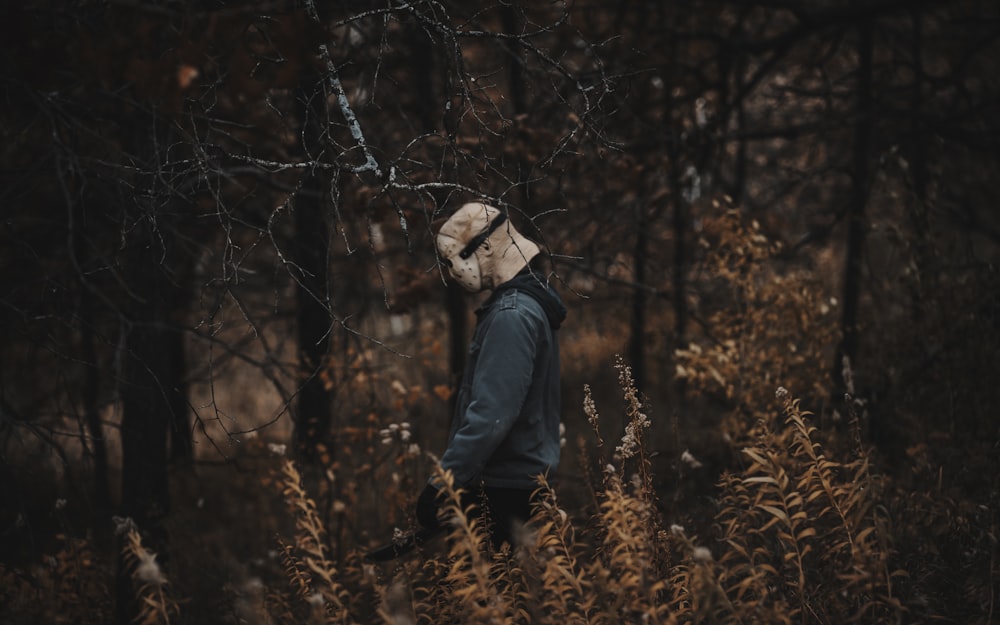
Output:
top-left (219, 369), bottom-right (919, 625)
top-left (0, 364), bottom-right (985, 624)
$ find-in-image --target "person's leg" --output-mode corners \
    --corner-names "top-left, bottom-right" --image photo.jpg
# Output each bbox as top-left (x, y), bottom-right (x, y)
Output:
top-left (482, 486), bottom-right (534, 549)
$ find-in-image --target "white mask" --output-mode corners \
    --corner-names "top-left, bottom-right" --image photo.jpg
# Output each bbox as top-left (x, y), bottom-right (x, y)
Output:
top-left (436, 232), bottom-right (483, 292)
top-left (435, 202), bottom-right (538, 292)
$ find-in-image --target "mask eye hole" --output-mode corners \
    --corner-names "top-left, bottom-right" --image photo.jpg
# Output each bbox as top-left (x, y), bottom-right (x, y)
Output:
top-left (439, 256), bottom-right (453, 269)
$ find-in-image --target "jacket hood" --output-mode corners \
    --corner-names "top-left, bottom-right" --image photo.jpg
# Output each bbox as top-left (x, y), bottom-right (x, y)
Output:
top-left (481, 269), bottom-right (567, 330)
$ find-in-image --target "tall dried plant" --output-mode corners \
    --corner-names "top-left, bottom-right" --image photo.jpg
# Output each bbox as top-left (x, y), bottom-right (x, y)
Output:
top-left (120, 528), bottom-right (180, 625)
top-left (433, 463), bottom-right (513, 625)
top-left (517, 477), bottom-right (594, 625)
top-left (715, 388), bottom-right (905, 624)
top-left (278, 460), bottom-right (356, 625)
top-left (247, 362), bottom-right (918, 625)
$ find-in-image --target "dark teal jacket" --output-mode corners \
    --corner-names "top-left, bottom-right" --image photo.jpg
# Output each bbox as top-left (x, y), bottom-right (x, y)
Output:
top-left (439, 271), bottom-right (567, 490)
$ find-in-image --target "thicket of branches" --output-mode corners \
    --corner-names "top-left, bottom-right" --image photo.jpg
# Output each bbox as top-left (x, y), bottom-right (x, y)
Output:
top-left (1, 1), bottom-right (998, 623)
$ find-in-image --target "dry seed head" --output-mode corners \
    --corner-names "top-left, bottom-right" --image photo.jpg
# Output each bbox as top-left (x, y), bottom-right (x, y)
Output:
top-left (135, 548), bottom-right (167, 585)
top-left (306, 592), bottom-right (325, 608)
top-left (692, 546), bottom-right (713, 562)
top-left (616, 412), bottom-right (650, 458)
top-left (512, 519), bottom-right (536, 549)
top-left (583, 385), bottom-right (599, 423)
top-left (392, 527), bottom-right (407, 546)
top-left (112, 515), bottom-right (137, 536)
top-left (382, 421), bottom-right (413, 445)
top-left (681, 449), bottom-right (703, 469)
top-left (616, 431), bottom-right (639, 458)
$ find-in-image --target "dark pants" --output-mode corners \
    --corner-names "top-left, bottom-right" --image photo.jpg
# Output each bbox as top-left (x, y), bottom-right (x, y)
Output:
top-left (481, 485), bottom-right (535, 549)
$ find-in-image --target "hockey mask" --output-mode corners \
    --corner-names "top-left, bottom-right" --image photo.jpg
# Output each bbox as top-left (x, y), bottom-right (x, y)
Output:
top-left (436, 209), bottom-right (508, 293)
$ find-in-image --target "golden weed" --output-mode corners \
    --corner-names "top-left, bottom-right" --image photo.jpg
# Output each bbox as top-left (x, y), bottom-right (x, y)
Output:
top-left (277, 459), bottom-right (356, 625)
top-left (121, 528), bottom-right (180, 625)
top-left (433, 464), bottom-right (513, 625)
top-left (147, 363), bottom-right (930, 624)
top-left (715, 388), bottom-right (905, 624)
top-left (517, 477), bottom-right (594, 625)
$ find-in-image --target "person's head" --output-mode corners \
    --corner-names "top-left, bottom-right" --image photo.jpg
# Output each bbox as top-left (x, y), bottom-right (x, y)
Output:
top-left (435, 202), bottom-right (540, 293)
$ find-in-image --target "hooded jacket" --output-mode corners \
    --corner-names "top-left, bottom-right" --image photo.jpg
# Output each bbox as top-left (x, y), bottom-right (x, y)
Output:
top-left (438, 268), bottom-right (567, 490)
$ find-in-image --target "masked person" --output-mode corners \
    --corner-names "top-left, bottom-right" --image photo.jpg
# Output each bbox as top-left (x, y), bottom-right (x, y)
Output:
top-left (417, 202), bottom-right (567, 549)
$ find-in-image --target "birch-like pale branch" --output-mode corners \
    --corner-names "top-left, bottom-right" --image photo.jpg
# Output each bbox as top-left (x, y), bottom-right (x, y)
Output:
top-left (304, 0), bottom-right (383, 178)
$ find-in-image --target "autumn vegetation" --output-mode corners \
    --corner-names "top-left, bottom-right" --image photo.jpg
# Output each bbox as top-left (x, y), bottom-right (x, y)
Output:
top-left (1, 1), bottom-right (998, 624)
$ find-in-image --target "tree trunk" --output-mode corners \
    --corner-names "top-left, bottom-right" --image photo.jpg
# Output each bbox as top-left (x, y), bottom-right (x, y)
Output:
top-left (167, 325), bottom-right (192, 462)
top-left (72, 201), bottom-right (112, 522)
top-left (292, 172), bottom-right (334, 462)
top-left (78, 288), bottom-right (112, 522)
top-left (629, 201), bottom-right (648, 393)
top-left (501, 4), bottom-right (531, 211)
top-left (908, 8), bottom-right (930, 280)
top-left (731, 59), bottom-right (748, 205)
top-left (661, 2), bottom-right (691, 454)
top-left (834, 18), bottom-right (873, 397)
top-left (410, 17), bottom-right (467, 422)
top-left (289, 37), bottom-right (337, 461)
top-left (116, 219), bottom-right (174, 624)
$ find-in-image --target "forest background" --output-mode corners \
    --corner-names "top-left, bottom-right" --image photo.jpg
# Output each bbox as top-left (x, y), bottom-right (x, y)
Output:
top-left (1, 1), bottom-right (999, 624)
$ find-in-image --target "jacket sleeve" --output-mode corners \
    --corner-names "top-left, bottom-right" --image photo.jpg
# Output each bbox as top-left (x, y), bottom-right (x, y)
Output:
top-left (438, 306), bottom-right (538, 487)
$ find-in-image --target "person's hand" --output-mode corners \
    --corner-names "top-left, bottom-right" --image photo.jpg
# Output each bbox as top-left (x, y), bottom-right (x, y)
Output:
top-left (416, 484), bottom-right (442, 530)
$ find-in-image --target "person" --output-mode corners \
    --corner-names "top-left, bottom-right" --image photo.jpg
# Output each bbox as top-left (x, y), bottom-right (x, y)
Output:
top-left (416, 201), bottom-right (567, 549)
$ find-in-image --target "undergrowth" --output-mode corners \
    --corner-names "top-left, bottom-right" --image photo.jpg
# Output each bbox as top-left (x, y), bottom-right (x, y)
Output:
top-left (1, 208), bottom-right (993, 624)
top-left (3, 364), bottom-right (944, 624)
top-left (250, 365), bottom-right (917, 625)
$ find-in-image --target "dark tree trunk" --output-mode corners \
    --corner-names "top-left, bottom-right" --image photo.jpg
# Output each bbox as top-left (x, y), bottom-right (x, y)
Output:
top-left (292, 172), bottom-right (334, 462)
top-left (834, 18), bottom-right (873, 396)
top-left (664, 6), bottom-right (689, 452)
top-left (908, 9), bottom-right (930, 274)
top-left (289, 39), bottom-right (337, 462)
top-left (115, 219), bottom-right (174, 624)
top-left (78, 289), bottom-right (112, 521)
top-left (629, 202), bottom-right (648, 393)
top-left (410, 17), bottom-right (467, 422)
top-left (731, 61), bottom-right (748, 205)
top-left (167, 326), bottom-right (192, 462)
top-left (72, 201), bottom-right (112, 522)
top-left (501, 4), bottom-right (530, 211)
top-left (671, 168), bottom-right (689, 407)
top-left (909, 10), bottom-right (928, 208)
top-left (501, 5), bottom-right (526, 115)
